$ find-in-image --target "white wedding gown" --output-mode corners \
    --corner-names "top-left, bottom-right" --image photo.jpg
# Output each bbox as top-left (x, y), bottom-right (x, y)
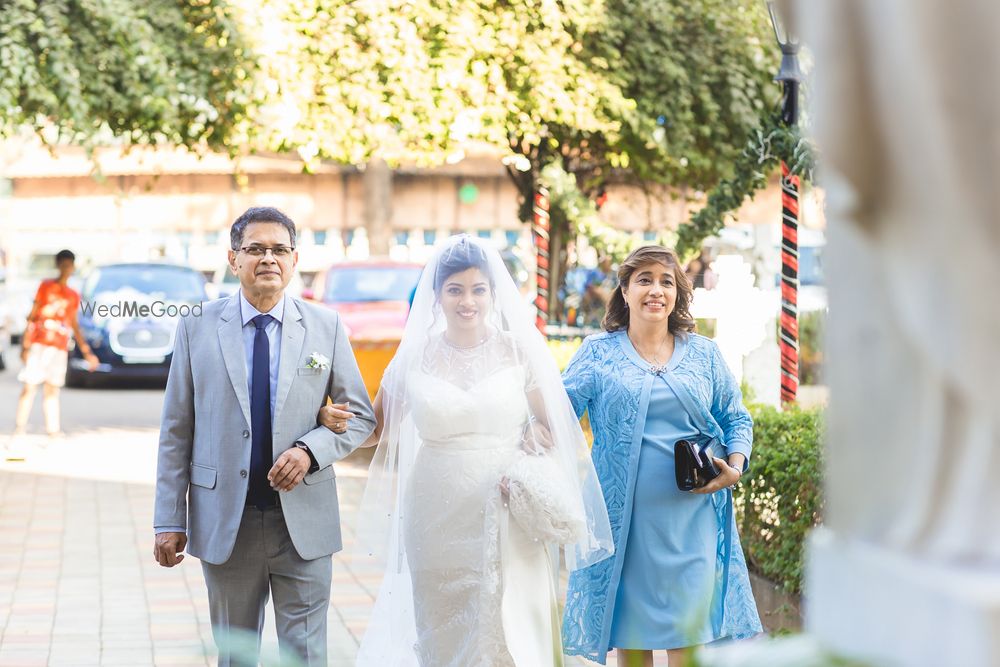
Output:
top-left (357, 238), bottom-right (615, 667)
top-left (366, 334), bottom-right (563, 667)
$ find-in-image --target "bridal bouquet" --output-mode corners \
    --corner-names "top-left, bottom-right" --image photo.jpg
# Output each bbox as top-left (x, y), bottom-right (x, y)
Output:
top-left (505, 451), bottom-right (587, 545)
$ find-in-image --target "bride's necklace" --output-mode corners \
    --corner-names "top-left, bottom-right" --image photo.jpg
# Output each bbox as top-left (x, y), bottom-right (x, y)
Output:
top-left (442, 330), bottom-right (490, 350)
top-left (628, 329), bottom-right (673, 375)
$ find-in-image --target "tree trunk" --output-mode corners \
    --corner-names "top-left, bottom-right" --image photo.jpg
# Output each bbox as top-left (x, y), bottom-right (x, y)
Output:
top-left (363, 158), bottom-right (392, 256)
top-left (548, 216), bottom-right (568, 324)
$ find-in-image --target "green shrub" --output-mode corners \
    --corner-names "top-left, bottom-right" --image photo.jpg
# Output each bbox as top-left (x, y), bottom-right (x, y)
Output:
top-left (735, 404), bottom-right (824, 594)
top-left (799, 310), bottom-right (825, 385)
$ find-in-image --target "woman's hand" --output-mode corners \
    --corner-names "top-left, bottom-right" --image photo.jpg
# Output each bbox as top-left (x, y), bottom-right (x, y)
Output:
top-left (521, 419), bottom-right (554, 454)
top-left (499, 475), bottom-right (511, 500)
top-left (690, 457), bottom-right (742, 494)
top-left (318, 401), bottom-right (353, 434)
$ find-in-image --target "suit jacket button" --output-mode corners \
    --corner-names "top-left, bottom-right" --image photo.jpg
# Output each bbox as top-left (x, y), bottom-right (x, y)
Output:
top-left (243, 430), bottom-right (250, 438)
top-left (240, 470), bottom-right (248, 478)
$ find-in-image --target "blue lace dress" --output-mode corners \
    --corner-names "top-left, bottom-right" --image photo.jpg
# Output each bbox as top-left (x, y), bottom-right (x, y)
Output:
top-left (560, 331), bottom-right (762, 663)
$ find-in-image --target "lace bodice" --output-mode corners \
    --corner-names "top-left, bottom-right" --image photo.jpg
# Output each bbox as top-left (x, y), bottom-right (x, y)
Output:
top-left (407, 333), bottom-right (531, 447)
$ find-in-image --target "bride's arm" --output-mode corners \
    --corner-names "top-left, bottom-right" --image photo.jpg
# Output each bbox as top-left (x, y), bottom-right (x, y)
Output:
top-left (511, 337), bottom-right (555, 452)
top-left (318, 388), bottom-right (385, 448)
top-left (361, 389), bottom-right (385, 448)
top-left (523, 386), bottom-right (555, 452)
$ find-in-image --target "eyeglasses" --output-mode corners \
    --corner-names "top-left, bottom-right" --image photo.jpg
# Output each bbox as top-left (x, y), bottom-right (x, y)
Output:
top-left (238, 245), bottom-right (295, 258)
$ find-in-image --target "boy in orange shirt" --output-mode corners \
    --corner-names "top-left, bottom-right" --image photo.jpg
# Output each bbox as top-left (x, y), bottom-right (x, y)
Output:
top-left (14, 250), bottom-right (98, 437)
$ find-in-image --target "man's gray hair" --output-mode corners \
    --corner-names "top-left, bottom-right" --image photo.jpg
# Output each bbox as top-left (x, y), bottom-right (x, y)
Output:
top-left (230, 207), bottom-right (297, 250)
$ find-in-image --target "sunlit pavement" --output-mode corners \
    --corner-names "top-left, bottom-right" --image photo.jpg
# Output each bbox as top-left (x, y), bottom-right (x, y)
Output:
top-left (0, 431), bottom-right (634, 666)
top-left (0, 355), bottom-right (677, 666)
top-left (0, 430), bottom-right (385, 667)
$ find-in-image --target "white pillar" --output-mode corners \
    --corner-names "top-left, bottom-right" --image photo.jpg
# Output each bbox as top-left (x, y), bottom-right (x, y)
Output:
top-left (801, 2), bottom-right (1000, 666)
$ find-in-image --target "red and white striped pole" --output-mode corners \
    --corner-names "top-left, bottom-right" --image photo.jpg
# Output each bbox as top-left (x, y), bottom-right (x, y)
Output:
top-left (779, 161), bottom-right (799, 404)
top-left (769, 2), bottom-right (803, 405)
top-left (532, 187), bottom-right (551, 334)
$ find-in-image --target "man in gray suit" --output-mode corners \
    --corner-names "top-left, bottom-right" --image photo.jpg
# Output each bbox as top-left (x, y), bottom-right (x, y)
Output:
top-left (153, 207), bottom-right (375, 666)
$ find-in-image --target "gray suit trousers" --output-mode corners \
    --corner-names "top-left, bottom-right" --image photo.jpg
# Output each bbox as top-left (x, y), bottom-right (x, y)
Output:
top-left (201, 506), bottom-right (332, 667)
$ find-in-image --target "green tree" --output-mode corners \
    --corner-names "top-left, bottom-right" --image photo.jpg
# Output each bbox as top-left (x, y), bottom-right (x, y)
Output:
top-left (244, 0), bottom-right (630, 255)
top-left (3, 0), bottom-right (779, 313)
top-left (590, 0), bottom-right (778, 189)
top-left (506, 0), bottom-right (779, 318)
top-left (0, 0), bottom-right (252, 150)
top-left (246, 0), bottom-right (627, 167)
top-left (246, 0), bottom-right (776, 318)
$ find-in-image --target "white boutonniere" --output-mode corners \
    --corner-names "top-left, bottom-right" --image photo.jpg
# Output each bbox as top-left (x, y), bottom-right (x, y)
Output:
top-left (306, 352), bottom-right (330, 370)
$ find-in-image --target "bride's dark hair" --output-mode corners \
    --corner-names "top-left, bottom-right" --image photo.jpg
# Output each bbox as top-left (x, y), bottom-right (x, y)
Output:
top-left (433, 236), bottom-right (495, 294)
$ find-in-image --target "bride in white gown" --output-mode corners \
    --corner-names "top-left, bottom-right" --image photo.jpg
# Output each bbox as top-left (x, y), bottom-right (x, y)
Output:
top-left (324, 235), bottom-right (613, 666)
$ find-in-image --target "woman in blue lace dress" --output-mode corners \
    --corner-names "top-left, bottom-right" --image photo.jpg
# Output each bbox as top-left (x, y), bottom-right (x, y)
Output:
top-left (560, 246), bottom-right (762, 666)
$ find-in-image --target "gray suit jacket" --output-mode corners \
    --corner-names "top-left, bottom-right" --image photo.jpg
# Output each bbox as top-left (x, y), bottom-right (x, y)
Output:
top-left (154, 292), bottom-right (375, 564)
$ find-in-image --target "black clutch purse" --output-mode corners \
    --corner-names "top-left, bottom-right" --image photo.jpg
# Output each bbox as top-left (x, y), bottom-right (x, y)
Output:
top-left (675, 439), bottom-right (722, 491)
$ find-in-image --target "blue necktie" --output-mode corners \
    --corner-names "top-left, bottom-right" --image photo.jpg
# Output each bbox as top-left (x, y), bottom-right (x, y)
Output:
top-left (248, 314), bottom-right (276, 510)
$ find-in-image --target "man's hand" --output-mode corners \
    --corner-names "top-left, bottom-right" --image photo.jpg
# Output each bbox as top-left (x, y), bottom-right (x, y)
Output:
top-left (268, 447), bottom-right (312, 492)
top-left (154, 532), bottom-right (187, 567)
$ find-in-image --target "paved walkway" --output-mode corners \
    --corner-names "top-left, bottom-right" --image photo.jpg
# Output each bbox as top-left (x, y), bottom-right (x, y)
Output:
top-left (0, 430), bottom-right (393, 667)
top-left (0, 431), bottom-right (646, 666)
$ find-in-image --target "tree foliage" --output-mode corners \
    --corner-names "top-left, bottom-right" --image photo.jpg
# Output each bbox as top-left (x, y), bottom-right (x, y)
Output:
top-left (538, 162), bottom-right (651, 263)
top-left (245, 0), bottom-right (629, 169)
top-left (244, 1), bottom-right (777, 178)
top-left (549, 0), bottom-right (779, 194)
top-left (242, 0), bottom-right (780, 319)
top-left (677, 111), bottom-right (817, 258)
top-left (3, 1), bottom-right (780, 205)
top-left (2, 0), bottom-right (790, 304)
top-left (0, 0), bottom-right (252, 149)
top-left (513, 0), bottom-right (779, 318)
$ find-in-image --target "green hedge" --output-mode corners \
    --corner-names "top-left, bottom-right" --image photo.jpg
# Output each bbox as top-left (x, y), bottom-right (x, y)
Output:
top-left (799, 310), bottom-right (825, 386)
top-left (735, 404), bottom-right (824, 594)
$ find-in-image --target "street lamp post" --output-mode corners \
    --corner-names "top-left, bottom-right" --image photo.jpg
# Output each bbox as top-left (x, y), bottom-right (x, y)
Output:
top-left (768, 1), bottom-right (804, 405)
